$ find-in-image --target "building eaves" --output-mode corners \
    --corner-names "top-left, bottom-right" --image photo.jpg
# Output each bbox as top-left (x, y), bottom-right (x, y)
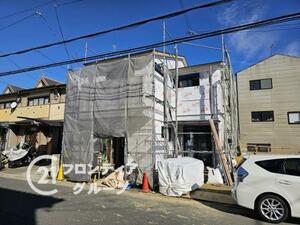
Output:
top-left (0, 84), bottom-right (66, 99)
top-left (83, 49), bottom-right (188, 67)
top-left (35, 75), bottom-right (63, 87)
top-left (236, 53), bottom-right (300, 74)
top-left (2, 84), bottom-right (25, 94)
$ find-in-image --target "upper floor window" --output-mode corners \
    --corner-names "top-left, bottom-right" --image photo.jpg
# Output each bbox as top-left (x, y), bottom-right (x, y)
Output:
top-left (0, 101), bottom-right (13, 109)
top-left (249, 78), bottom-right (272, 90)
top-left (28, 96), bottom-right (49, 106)
top-left (251, 111), bottom-right (274, 122)
top-left (155, 63), bottom-right (163, 75)
top-left (179, 73), bottom-right (199, 88)
top-left (288, 112), bottom-right (300, 124)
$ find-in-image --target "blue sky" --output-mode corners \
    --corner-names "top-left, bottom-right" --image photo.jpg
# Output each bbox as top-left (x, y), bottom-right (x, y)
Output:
top-left (0, 0), bottom-right (299, 91)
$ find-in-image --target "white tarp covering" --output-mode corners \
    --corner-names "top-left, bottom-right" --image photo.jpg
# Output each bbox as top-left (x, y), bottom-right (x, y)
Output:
top-left (158, 157), bottom-right (204, 196)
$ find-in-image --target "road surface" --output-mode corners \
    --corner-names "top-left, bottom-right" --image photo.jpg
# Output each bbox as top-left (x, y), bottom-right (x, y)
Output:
top-left (0, 177), bottom-right (299, 225)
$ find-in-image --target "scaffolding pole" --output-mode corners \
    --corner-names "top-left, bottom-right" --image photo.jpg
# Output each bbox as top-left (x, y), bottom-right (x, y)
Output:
top-left (174, 44), bottom-right (179, 157)
top-left (152, 49), bottom-right (157, 169)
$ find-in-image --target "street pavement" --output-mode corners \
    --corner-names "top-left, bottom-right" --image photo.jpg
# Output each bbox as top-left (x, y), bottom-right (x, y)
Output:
top-left (0, 177), bottom-right (299, 225)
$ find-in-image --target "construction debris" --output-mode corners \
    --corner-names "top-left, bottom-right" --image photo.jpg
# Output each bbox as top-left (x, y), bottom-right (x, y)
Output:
top-left (101, 166), bottom-right (125, 189)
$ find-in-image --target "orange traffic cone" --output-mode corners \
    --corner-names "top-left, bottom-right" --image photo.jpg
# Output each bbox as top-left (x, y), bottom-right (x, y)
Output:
top-left (141, 172), bottom-right (151, 193)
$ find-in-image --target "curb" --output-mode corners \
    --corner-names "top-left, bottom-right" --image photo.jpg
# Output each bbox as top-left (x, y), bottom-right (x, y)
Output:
top-left (190, 189), bottom-right (236, 205)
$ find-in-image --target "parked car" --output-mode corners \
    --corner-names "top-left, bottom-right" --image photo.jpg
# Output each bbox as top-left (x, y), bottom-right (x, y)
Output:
top-left (232, 155), bottom-right (300, 223)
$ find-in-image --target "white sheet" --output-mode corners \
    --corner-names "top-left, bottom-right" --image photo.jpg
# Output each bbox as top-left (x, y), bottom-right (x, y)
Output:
top-left (158, 157), bottom-right (204, 196)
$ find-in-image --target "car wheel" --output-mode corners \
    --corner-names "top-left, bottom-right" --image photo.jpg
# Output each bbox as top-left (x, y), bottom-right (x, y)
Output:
top-left (257, 194), bottom-right (289, 223)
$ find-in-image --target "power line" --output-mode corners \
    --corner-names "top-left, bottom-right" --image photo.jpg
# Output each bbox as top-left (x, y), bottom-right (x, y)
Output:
top-left (35, 50), bottom-right (68, 70)
top-left (181, 41), bottom-right (224, 51)
top-left (1, 11), bottom-right (300, 77)
top-left (178, 0), bottom-right (194, 34)
top-left (0, 12), bottom-right (39, 32)
top-left (0, 50), bottom-right (36, 80)
top-left (37, 12), bottom-right (60, 40)
top-left (0, 0), bottom-right (233, 59)
top-left (165, 26), bottom-right (222, 51)
top-left (54, 4), bottom-right (72, 62)
top-left (0, 0), bottom-right (87, 21)
top-left (246, 26), bottom-right (300, 33)
top-left (58, 0), bottom-right (85, 7)
top-left (0, 0), bottom-right (56, 21)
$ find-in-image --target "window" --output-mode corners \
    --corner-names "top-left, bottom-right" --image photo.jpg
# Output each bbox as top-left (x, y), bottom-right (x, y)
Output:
top-left (249, 78), bottom-right (272, 90)
top-left (255, 159), bottom-right (284, 174)
top-left (155, 63), bottom-right (163, 75)
top-left (0, 101), bottom-right (12, 109)
top-left (284, 158), bottom-right (300, 176)
top-left (288, 112), bottom-right (300, 124)
top-left (179, 73), bottom-right (199, 88)
top-left (251, 111), bottom-right (274, 122)
top-left (28, 100), bottom-right (33, 106)
top-left (247, 144), bottom-right (256, 152)
top-left (250, 80), bottom-right (260, 90)
top-left (247, 143), bottom-right (271, 152)
top-left (33, 98), bottom-right (38, 106)
top-left (28, 96), bottom-right (49, 106)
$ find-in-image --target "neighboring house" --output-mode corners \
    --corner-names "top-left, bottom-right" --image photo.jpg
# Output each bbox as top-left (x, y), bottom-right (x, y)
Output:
top-left (0, 76), bottom-right (66, 154)
top-left (2, 84), bottom-right (24, 95)
top-left (237, 54), bottom-right (300, 154)
top-left (172, 61), bottom-right (238, 167)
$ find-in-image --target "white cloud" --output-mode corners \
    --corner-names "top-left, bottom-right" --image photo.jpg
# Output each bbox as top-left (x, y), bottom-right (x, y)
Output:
top-left (219, 1), bottom-right (278, 61)
top-left (284, 41), bottom-right (300, 56)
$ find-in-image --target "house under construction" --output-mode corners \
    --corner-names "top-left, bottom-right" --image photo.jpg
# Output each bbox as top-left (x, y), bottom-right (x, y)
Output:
top-left (62, 49), bottom-right (238, 183)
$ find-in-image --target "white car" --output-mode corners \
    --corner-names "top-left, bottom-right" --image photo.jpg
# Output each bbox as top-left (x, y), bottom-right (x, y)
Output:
top-left (232, 154), bottom-right (300, 223)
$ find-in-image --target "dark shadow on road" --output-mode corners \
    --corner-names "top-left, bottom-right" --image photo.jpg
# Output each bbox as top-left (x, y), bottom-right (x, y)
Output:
top-left (199, 200), bottom-right (300, 225)
top-left (0, 187), bottom-right (63, 225)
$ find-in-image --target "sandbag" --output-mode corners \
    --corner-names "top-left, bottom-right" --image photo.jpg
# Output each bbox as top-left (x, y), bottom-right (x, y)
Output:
top-left (206, 167), bottom-right (224, 185)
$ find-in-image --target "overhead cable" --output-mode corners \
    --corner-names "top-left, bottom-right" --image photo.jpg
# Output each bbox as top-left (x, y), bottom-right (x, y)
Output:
top-left (53, 4), bottom-right (72, 61)
top-left (0, 12), bottom-right (39, 32)
top-left (0, 0), bottom-right (233, 59)
top-left (0, 0), bottom-right (87, 21)
top-left (0, 12), bottom-right (300, 77)
top-left (178, 0), bottom-right (194, 33)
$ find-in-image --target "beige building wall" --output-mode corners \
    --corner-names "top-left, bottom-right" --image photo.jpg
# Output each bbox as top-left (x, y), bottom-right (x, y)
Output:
top-left (237, 54), bottom-right (300, 154)
top-left (0, 87), bottom-right (66, 122)
top-left (0, 105), bottom-right (50, 122)
top-left (0, 84), bottom-right (66, 151)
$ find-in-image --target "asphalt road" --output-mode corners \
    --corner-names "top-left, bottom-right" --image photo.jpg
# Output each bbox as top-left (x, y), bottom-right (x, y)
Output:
top-left (0, 177), bottom-right (299, 225)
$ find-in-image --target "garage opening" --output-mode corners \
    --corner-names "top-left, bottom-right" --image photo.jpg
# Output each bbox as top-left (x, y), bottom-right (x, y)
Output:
top-left (178, 122), bottom-right (216, 167)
